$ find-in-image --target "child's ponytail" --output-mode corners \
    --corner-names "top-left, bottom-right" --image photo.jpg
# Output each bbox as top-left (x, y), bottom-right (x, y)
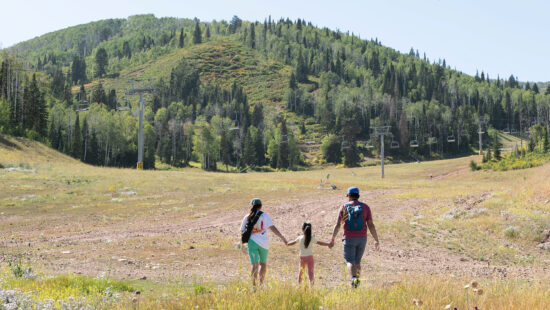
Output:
top-left (302, 222), bottom-right (312, 248)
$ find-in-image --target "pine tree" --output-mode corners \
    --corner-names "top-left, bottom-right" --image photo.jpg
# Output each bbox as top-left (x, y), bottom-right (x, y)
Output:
top-left (492, 131), bottom-right (502, 160)
top-left (220, 129), bottom-right (231, 171)
top-left (178, 28), bottom-right (185, 48)
top-left (81, 117), bottom-right (88, 161)
top-left (243, 128), bottom-right (255, 166)
top-left (544, 128), bottom-right (549, 153)
top-left (92, 81), bottom-right (107, 105)
top-left (532, 83), bottom-right (539, 94)
top-left (277, 119), bottom-right (289, 169)
top-left (193, 21), bottom-right (202, 44)
top-left (251, 103), bottom-right (264, 128)
top-left (249, 23), bottom-right (256, 48)
top-left (87, 130), bottom-right (99, 165)
top-left (205, 25), bottom-right (211, 39)
top-left (72, 114), bottom-right (82, 159)
top-left (95, 48), bottom-right (108, 78)
top-left (24, 74), bottom-right (48, 136)
top-left (254, 127), bottom-right (265, 166)
top-left (296, 49), bottom-right (307, 82)
top-left (122, 41), bottom-right (132, 58)
top-left (49, 120), bottom-right (58, 149)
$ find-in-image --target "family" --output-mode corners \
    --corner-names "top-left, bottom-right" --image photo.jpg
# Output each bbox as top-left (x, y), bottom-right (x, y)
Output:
top-left (239, 186), bottom-right (380, 288)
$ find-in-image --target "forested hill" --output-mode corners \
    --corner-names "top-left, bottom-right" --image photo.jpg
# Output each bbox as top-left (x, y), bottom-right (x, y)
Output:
top-left (1, 14), bottom-right (549, 171)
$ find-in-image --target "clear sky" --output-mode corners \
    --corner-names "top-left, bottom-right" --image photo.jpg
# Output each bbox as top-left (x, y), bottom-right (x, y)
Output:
top-left (2, 0), bottom-right (549, 82)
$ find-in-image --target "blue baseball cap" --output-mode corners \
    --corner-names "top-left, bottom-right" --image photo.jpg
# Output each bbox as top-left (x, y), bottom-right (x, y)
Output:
top-left (347, 187), bottom-right (360, 195)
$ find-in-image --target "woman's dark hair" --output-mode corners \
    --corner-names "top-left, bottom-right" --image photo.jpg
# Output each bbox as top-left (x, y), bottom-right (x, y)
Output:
top-left (249, 203), bottom-right (262, 219)
top-left (302, 222), bottom-right (312, 248)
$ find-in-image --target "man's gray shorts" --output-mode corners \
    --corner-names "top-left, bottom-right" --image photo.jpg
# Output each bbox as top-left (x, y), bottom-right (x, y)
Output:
top-left (343, 238), bottom-right (367, 264)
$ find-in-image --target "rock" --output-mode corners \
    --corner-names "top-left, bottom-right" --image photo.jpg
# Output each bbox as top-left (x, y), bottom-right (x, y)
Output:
top-left (139, 276), bottom-right (147, 280)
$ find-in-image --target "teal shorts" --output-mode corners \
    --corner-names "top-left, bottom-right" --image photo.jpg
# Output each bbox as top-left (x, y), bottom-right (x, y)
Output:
top-left (248, 239), bottom-right (269, 263)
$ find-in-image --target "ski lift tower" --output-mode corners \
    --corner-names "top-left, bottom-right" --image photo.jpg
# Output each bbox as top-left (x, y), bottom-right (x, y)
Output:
top-left (126, 79), bottom-right (155, 170)
top-left (476, 116), bottom-right (486, 155)
top-left (373, 126), bottom-right (392, 178)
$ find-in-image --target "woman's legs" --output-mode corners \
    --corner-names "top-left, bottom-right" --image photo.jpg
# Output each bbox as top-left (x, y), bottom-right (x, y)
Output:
top-left (248, 240), bottom-right (269, 286)
top-left (251, 263), bottom-right (260, 286)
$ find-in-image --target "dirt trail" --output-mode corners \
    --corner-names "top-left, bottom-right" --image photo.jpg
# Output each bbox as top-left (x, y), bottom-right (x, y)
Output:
top-left (432, 167), bottom-right (470, 181)
top-left (4, 187), bottom-right (543, 286)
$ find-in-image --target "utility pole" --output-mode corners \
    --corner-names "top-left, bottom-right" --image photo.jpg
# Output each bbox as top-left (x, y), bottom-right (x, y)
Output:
top-left (476, 116), bottom-right (486, 155)
top-left (373, 126), bottom-right (391, 178)
top-left (126, 79), bottom-right (155, 170)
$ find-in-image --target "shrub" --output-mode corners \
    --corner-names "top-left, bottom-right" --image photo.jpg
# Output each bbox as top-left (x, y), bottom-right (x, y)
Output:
top-left (469, 160), bottom-right (478, 171)
top-left (321, 134), bottom-right (342, 164)
top-left (503, 226), bottom-right (519, 239)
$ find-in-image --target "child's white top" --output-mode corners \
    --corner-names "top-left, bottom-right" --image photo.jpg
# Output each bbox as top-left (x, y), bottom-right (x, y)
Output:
top-left (297, 235), bottom-right (317, 257)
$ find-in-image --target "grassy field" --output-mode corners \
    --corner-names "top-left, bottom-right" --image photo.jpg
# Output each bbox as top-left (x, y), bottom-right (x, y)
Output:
top-left (1, 135), bottom-right (550, 309)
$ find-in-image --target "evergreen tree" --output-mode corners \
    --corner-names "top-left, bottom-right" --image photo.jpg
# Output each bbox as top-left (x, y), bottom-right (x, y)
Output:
top-left (178, 28), bottom-right (185, 48)
top-left (122, 41), bottom-right (132, 58)
top-left (206, 25), bottom-right (211, 39)
top-left (321, 134), bottom-right (342, 164)
top-left (544, 128), bottom-right (550, 153)
top-left (72, 114), bottom-right (82, 159)
top-left (95, 48), bottom-right (108, 78)
top-left (87, 130), bottom-right (99, 165)
top-left (533, 83), bottom-right (539, 94)
top-left (251, 103), bottom-right (264, 128)
top-left (220, 129), bottom-right (231, 171)
top-left (107, 89), bottom-right (117, 110)
top-left (492, 131), bottom-right (502, 160)
top-left (243, 128), bottom-right (255, 166)
top-left (277, 119), bottom-right (289, 169)
top-left (249, 23), bottom-right (256, 48)
top-left (254, 128), bottom-right (265, 166)
top-left (81, 116), bottom-right (88, 161)
top-left (528, 137), bottom-right (536, 152)
top-left (91, 81), bottom-right (107, 105)
top-left (50, 69), bottom-right (65, 98)
top-left (49, 120), bottom-right (58, 149)
top-left (24, 74), bottom-right (48, 136)
top-left (193, 21), bottom-right (202, 44)
top-left (296, 49), bottom-right (307, 82)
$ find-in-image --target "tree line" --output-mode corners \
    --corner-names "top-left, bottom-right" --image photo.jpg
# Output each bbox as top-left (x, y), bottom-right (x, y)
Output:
top-left (3, 15), bottom-right (550, 169)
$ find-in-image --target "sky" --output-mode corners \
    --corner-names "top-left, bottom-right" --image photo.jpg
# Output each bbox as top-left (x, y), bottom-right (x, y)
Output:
top-left (1, 0), bottom-right (549, 82)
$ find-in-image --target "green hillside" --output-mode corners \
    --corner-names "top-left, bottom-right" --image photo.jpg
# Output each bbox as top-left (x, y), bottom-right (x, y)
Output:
top-left (2, 14), bottom-right (550, 171)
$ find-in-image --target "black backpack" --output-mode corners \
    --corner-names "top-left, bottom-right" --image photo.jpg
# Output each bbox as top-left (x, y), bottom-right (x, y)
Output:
top-left (241, 211), bottom-right (263, 244)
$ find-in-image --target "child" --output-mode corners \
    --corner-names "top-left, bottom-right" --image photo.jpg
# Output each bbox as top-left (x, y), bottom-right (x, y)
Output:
top-left (287, 222), bottom-right (330, 285)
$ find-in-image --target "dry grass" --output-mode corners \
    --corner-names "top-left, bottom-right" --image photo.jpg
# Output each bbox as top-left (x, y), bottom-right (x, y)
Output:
top-left (1, 135), bottom-right (550, 308)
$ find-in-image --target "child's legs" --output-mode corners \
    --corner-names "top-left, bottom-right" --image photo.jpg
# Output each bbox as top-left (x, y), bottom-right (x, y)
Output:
top-left (298, 257), bottom-right (308, 283)
top-left (299, 256), bottom-right (314, 284)
top-left (305, 256), bottom-right (314, 283)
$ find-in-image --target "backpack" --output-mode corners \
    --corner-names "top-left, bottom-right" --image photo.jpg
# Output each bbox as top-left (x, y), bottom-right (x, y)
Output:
top-left (241, 211), bottom-right (263, 244)
top-left (345, 203), bottom-right (364, 231)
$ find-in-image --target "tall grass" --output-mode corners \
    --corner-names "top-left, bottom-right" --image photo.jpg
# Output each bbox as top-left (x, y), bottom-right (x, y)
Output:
top-left (115, 277), bottom-right (550, 310)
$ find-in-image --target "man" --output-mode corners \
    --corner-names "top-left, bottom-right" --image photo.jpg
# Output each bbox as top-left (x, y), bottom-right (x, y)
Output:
top-left (329, 186), bottom-right (379, 288)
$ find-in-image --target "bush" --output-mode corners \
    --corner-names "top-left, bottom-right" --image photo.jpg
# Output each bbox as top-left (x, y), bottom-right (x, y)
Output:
top-left (503, 226), bottom-right (519, 239)
top-left (321, 134), bottom-right (342, 164)
top-left (469, 160), bottom-right (478, 171)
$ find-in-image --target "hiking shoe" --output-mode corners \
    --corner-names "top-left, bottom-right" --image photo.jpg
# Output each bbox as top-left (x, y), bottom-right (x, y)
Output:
top-left (351, 277), bottom-right (360, 288)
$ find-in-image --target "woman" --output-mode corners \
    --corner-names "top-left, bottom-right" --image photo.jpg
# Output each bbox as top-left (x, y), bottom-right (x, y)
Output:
top-left (240, 198), bottom-right (287, 286)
